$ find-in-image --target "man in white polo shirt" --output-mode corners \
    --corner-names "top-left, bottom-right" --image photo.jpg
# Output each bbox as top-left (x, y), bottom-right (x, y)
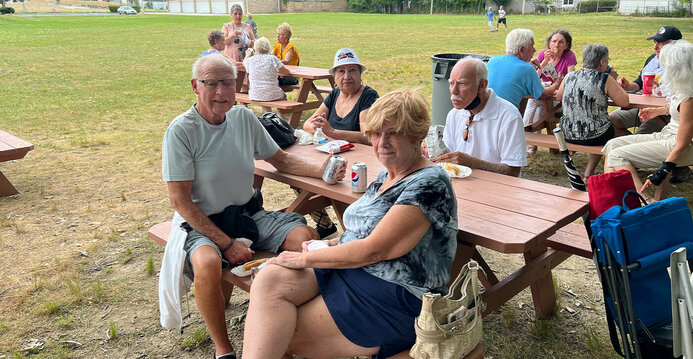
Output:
top-left (437, 58), bottom-right (526, 177)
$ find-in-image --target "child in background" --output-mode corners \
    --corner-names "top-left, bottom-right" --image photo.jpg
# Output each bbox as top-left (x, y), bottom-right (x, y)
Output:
top-left (201, 30), bottom-right (225, 57)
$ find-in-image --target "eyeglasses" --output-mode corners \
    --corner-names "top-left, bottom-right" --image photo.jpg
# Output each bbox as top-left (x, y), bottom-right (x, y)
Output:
top-left (463, 114), bottom-right (474, 142)
top-left (369, 130), bottom-right (406, 141)
top-left (197, 79), bottom-right (235, 89)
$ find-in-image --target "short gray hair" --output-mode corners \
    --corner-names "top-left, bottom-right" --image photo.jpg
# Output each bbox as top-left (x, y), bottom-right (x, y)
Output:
top-left (192, 54), bottom-right (237, 80)
top-left (660, 40), bottom-right (693, 99)
top-left (506, 29), bottom-right (534, 54)
top-left (254, 37), bottom-right (271, 54)
top-left (230, 4), bottom-right (242, 13)
top-left (455, 57), bottom-right (488, 83)
top-left (582, 43), bottom-right (609, 69)
top-left (207, 30), bottom-right (224, 47)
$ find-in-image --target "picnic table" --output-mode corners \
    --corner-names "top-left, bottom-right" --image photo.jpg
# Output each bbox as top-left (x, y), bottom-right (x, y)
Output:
top-left (253, 143), bottom-right (590, 318)
top-left (0, 130), bottom-right (34, 197)
top-left (235, 64), bottom-right (335, 127)
top-left (525, 92), bottom-right (668, 133)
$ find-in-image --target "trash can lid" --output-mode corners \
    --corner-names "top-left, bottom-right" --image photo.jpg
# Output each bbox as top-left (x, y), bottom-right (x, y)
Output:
top-left (431, 53), bottom-right (491, 63)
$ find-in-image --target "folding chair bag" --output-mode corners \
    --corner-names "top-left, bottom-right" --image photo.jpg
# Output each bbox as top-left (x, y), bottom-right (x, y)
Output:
top-left (592, 191), bottom-right (693, 328)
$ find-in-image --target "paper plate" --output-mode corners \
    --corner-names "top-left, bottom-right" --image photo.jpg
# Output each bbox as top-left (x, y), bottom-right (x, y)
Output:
top-left (315, 140), bottom-right (354, 154)
top-left (438, 162), bottom-right (472, 178)
top-left (230, 265), bottom-right (251, 277)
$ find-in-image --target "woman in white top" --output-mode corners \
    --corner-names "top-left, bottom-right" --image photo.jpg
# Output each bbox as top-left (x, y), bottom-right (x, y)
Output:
top-left (243, 37), bottom-right (291, 112)
top-left (603, 40), bottom-right (693, 201)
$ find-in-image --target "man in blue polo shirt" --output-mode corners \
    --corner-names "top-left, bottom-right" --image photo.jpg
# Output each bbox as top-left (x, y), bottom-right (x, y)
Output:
top-left (487, 29), bottom-right (560, 111)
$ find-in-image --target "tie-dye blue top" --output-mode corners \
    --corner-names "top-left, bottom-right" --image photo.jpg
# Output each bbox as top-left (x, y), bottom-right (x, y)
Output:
top-left (340, 165), bottom-right (458, 298)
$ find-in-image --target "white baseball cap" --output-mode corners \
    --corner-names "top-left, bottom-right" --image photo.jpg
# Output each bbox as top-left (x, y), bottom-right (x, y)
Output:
top-left (329, 48), bottom-right (367, 76)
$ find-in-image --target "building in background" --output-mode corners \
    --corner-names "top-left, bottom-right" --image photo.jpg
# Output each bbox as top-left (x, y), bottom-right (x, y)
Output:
top-left (167, 0), bottom-right (347, 14)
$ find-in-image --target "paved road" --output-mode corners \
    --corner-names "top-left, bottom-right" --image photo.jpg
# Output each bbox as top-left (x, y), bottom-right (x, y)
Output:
top-left (16, 12), bottom-right (120, 17)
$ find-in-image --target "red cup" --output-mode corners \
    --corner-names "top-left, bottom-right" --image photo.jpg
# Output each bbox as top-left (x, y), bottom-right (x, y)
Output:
top-left (642, 72), bottom-right (655, 95)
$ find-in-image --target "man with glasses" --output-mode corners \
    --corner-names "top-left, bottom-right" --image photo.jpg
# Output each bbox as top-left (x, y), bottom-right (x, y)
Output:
top-left (159, 54), bottom-right (346, 359)
top-left (437, 58), bottom-right (526, 177)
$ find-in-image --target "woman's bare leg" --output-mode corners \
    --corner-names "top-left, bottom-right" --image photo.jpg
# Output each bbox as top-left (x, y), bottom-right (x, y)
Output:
top-left (242, 264), bottom-right (320, 359)
top-left (584, 153), bottom-right (602, 180)
top-left (287, 294), bottom-right (379, 359)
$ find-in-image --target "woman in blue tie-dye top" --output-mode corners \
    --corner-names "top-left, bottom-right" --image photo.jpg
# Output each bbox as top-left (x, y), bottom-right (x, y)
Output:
top-left (243, 89), bottom-right (459, 359)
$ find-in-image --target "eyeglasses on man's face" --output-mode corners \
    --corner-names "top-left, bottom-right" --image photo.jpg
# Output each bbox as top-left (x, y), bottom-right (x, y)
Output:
top-left (197, 79), bottom-right (235, 89)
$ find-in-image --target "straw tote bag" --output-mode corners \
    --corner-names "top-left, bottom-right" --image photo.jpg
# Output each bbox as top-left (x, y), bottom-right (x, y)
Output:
top-left (410, 260), bottom-right (485, 359)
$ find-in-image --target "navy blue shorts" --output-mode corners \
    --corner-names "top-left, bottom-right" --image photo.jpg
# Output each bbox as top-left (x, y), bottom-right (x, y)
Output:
top-left (314, 267), bottom-right (422, 359)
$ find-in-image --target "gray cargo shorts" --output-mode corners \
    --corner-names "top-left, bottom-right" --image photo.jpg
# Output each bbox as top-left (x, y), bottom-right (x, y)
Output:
top-left (182, 210), bottom-right (306, 280)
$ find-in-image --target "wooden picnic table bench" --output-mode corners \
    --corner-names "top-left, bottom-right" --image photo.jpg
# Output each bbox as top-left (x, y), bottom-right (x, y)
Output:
top-left (524, 132), bottom-right (604, 155)
top-left (0, 130), bottom-right (34, 197)
top-left (234, 65), bottom-right (335, 128)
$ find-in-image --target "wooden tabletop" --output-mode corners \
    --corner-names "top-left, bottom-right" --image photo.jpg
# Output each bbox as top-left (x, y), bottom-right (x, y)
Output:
top-left (254, 143), bottom-right (589, 254)
top-left (617, 93), bottom-right (668, 109)
top-left (283, 65), bottom-right (332, 80)
top-left (0, 130), bottom-right (34, 163)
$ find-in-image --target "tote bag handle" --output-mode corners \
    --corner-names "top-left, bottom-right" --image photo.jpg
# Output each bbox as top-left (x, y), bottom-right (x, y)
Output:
top-left (622, 190), bottom-right (648, 211)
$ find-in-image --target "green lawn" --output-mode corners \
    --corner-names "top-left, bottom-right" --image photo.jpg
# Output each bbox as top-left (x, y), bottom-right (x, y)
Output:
top-left (0, 12), bottom-right (692, 358)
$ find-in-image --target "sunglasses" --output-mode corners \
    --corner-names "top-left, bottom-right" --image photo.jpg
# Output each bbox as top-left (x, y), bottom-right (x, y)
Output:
top-left (463, 114), bottom-right (475, 142)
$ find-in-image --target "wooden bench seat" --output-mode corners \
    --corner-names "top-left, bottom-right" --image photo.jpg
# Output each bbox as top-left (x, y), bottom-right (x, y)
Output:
top-left (546, 222), bottom-right (592, 259)
top-left (235, 93), bottom-right (320, 127)
top-left (281, 84), bottom-right (332, 94)
top-left (525, 132), bottom-right (603, 155)
top-left (148, 221), bottom-right (274, 292)
top-left (0, 130), bottom-right (34, 196)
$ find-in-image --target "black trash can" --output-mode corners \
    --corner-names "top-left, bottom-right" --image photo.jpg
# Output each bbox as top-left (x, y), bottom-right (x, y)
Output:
top-left (431, 53), bottom-right (491, 126)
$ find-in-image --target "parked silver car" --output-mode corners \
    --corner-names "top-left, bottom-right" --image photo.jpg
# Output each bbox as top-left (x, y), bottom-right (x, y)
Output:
top-left (117, 6), bottom-right (137, 15)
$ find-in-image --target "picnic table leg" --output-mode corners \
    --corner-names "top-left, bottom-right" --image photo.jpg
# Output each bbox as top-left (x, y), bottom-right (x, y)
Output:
top-left (0, 171), bottom-right (19, 197)
top-left (330, 199), bottom-right (349, 231)
top-left (288, 79), bottom-right (315, 127)
top-left (524, 245), bottom-right (558, 318)
top-left (253, 174), bottom-right (264, 189)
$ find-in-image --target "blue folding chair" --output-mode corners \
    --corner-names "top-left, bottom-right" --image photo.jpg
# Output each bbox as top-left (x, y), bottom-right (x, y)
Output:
top-left (590, 191), bottom-right (693, 358)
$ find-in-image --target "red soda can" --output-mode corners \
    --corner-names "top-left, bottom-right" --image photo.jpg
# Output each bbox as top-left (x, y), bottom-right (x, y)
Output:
top-left (322, 155), bottom-right (345, 184)
top-left (351, 162), bottom-right (367, 193)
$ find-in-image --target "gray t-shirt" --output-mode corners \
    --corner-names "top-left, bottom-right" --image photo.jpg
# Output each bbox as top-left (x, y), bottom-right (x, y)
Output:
top-left (162, 105), bottom-right (280, 216)
top-left (339, 166), bottom-right (458, 298)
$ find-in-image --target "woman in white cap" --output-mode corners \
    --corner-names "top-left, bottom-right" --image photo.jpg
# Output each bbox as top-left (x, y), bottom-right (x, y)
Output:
top-left (221, 4), bottom-right (255, 62)
top-left (303, 48), bottom-right (379, 145)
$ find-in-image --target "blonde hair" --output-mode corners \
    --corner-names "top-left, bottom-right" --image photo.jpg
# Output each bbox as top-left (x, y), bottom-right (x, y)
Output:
top-left (277, 22), bottom-right (292, 40)
top-left (364, 88), bottom-right (430, 142)
top-left (254, 37), bottom-right (271, 54)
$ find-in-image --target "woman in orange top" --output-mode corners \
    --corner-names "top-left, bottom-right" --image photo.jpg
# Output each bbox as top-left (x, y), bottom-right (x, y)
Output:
top-left (273, 22), bottom-right (300, 85)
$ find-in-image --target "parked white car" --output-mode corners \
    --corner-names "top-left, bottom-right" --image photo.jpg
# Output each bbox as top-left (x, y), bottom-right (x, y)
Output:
top-left (117, 6), bottom-right (137, 15)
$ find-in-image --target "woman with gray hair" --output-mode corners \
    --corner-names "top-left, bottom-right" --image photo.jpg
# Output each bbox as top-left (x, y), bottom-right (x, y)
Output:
top-left (556, 43), bottom-right (629, 181)
top-left (243, 37), bottom-right (291, 107)
top-left (222, 4), bottom-right (255, 62)
top-left (604, 40), bottom-right (693, 200)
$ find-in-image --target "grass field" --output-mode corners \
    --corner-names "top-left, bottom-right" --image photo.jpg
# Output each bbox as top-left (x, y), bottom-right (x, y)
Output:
top-left (0, 11), bottom-right (692, 358)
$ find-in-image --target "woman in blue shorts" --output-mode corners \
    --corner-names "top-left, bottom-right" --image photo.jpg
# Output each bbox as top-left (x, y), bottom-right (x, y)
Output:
top-left (242, 89), bottom-right (458, 359)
